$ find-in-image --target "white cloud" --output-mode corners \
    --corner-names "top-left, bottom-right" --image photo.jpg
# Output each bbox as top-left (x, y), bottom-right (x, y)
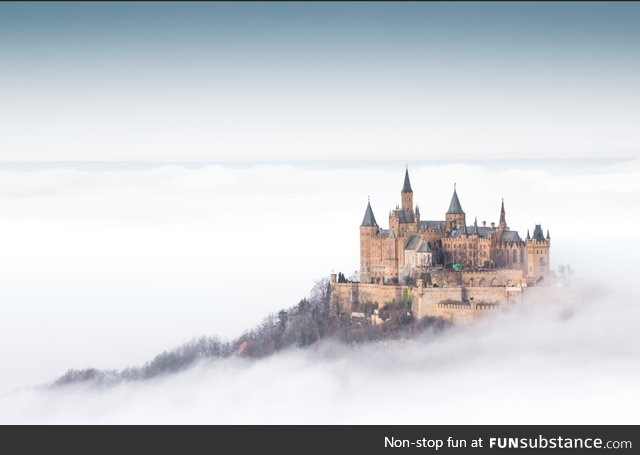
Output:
top-left (0, 160), bottom-right (637, 423)
top-left (2, 284), bottom-right (638, 424)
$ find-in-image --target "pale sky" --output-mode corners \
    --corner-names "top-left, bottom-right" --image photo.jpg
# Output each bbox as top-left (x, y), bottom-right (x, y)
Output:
top-left (1, 2), bottom-right (639, 161)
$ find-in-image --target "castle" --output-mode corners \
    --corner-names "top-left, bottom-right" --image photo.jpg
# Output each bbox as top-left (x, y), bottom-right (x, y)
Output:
top-left (331, 168), bottom-right (555, 325)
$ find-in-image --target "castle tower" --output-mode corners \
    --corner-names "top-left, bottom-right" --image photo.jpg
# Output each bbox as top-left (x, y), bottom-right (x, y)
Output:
top-left (525, 223), bottom-right (550, 281)
top-left (401, 167), bottom-right (413, 212)
top-left (360, 199), bottom-right (379, 283)
top-left (445, 184), bottom-right (466, 232)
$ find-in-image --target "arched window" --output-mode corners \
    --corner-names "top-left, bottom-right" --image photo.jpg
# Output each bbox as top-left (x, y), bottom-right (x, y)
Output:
top-left (468, 278), bottom-right (474, 287)
top-left (490, 278), bottom-right (498, 286)
top-left (479, 278), bottom-right (486, 286)
top-left (512, 250), bottom-right (517, 263)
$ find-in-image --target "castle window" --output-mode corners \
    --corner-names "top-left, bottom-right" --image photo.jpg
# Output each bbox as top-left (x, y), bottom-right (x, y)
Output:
top-left (490, 278), bottom-right (498, 286)
top-left (512, 250), bottom-right (517, 263)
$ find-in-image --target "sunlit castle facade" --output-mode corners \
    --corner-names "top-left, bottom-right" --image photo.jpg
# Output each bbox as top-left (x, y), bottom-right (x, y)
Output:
top-left (359, 168), bottom-right (550, 285)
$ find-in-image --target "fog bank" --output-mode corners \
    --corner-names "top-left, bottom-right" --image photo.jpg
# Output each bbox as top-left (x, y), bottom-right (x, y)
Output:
top-left (0, 160), bottom-right (638, 423)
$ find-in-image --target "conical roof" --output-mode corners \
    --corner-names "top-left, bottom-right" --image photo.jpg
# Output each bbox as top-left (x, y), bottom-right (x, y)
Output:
top-left (402, 168), bottom-right (413, 193)
top-left (447, 187), bottom-right (464, 214)
top-left (360, 200), bottom-right (378, 227)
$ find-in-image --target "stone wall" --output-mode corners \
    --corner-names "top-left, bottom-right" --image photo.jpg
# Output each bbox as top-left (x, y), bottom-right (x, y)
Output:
top-left (427, 269), bottom-right (524, 287)
top-left (411, 285), bottom-right (521, 325)
top-left (330, 274), bottom-right (570, 326)
top-left (331, 282), bottom-right (408, 314)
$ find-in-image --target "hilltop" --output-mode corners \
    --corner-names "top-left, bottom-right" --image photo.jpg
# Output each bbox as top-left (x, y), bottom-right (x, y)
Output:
top-left (53, 278), bottom-right (449, 387)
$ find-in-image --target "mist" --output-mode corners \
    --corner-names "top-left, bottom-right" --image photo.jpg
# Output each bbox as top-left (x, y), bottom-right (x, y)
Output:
top-left (0, 160), bottom-right (638, 423)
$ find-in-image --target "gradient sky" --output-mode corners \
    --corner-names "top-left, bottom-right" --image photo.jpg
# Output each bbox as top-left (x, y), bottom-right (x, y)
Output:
top-left (1, 2), bottom-right (639, 161)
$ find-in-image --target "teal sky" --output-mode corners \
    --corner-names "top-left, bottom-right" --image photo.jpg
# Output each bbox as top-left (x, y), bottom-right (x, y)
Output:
top-left (1, 2), bottom-right (639, 161)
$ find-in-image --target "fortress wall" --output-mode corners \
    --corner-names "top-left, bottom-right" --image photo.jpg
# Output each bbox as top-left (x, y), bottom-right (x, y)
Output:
top-left (412, 285), bottom-right (524, 322)
top-left (331, 282), bottom-right (407, 314)
top-left (332, 277), bottom-right (555, 324)
top-left (462, 269), bottom-right (524, 286)
top-left (428, 269), bottom-right (524, 287)
top-left (463, 286), bottom-right (510, 304)
top-left (412, 287), bottom-right (462, 321)
top-left (433, 306), bottom-right (477, 326)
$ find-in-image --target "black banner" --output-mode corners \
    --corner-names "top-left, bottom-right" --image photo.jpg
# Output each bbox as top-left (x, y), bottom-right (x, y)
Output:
top-left (0, 425), bottom-right (637, 453)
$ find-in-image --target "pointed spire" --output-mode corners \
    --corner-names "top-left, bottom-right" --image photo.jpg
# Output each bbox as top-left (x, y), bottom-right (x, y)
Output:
top-left (360, 199), bottom-right (378, 227)
top-left (402, 166), bottom-right (413, 193)
top-left (446, 185), bottom-right (464, 214)
top-left (473, 216), bottom-right (478, 234)
top-left (546, 229), bottom-right (550, 240)
top-left (526, 229), bottom-right (531, 240)
top-left (415, 205), bottom-right (420, 215)
top-left (499, 198), bottom-right (506, 227)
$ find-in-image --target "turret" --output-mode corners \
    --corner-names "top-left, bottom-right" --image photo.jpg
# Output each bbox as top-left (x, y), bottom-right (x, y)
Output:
top-left (445, 184), bottom-right (466, 232)
top-left (525, 223), bottom-right (550, 281)
top-left (401, 167), bottom-right (413, 212)
top-left (360, 199), bottom-right (379, 283)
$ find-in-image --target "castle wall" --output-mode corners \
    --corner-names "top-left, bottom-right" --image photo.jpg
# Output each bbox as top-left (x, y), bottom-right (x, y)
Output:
top-left (332, 278), bottom-right (568, 327)
top-left (427, 269), bottom-right (524, 288)
top-left (411, 287), bottom-right (474, 325)
top-left (331, 282), bottom-right (406, 314)
top-left (413, 285), bottom-right (525, 324)
top-left (461, 269), bottom-right (524, 287)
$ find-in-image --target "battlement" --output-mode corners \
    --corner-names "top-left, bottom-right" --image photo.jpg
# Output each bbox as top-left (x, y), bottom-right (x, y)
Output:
top-left (330, 275), bottom-right (566, 326)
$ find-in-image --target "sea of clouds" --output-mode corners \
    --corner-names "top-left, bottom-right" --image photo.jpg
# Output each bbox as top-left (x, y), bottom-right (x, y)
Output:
top-left (0, 160), bottom-right (638, 423)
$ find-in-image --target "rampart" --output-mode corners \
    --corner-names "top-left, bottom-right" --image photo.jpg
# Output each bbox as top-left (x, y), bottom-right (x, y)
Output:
top-left (330, 269), bottom-right (552, 325)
